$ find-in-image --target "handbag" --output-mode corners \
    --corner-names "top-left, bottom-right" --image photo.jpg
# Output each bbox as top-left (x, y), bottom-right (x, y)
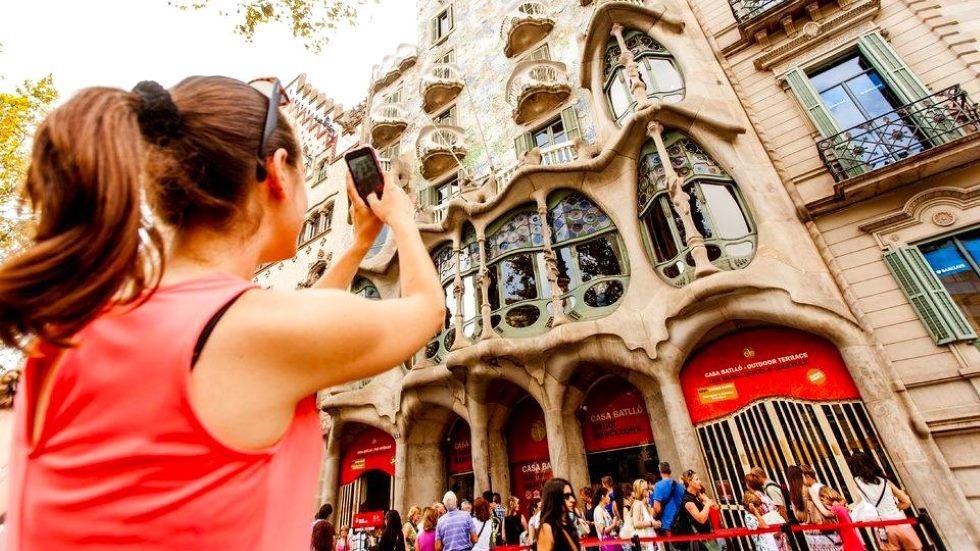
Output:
top-left (619, 507), bottom-right (635, 539)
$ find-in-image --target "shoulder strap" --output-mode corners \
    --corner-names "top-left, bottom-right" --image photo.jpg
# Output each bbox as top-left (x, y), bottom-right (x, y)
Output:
top-left (561, 528), bottom-right (580, 551)
top-left (875, 482), bottom-right (888, 507)
top-left (191, 288), bottom-right (250, 369)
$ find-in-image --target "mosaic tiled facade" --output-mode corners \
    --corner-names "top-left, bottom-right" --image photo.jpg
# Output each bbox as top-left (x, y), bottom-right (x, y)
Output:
top-left (260, 1), bottom-right (980, 547)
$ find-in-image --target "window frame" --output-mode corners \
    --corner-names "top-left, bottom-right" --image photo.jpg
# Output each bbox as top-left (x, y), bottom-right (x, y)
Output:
top-left (602, 29), bottom-right (684, 127)
top-left (431, 4), bottom-right (455, 46)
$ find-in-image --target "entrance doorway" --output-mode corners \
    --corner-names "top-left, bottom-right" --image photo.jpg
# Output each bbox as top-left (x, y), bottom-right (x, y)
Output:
top-left (338, 425), bottom-right (396, 528)
top-left (446, 418), bottom-right (475, 502)
top-left (580, 377), bottom-right (658, 485)
top-left (682, 327), bottom-right (934, 549)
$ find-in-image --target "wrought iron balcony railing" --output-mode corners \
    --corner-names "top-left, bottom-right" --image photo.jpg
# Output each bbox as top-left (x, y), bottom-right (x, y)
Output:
top-left (817, 85), bottom-right (980, 182)
top-left (728, 0), bottom-right (784, 26)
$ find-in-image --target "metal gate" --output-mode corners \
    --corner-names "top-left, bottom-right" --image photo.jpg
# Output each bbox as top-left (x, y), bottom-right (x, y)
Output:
top-left (696, 398), bottom-right (940, 550)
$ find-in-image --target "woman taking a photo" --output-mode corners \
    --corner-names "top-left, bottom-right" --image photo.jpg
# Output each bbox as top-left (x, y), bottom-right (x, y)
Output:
top-left (593, 487), bottom-right (622, 551)
top-left (0, 76), bottom-right (445, 550)
top-left (536, 478), bottom-right (582, 551)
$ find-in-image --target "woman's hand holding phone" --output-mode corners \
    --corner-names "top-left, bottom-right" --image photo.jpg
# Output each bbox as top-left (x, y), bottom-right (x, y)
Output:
top-left (346, 175), bottom-right (384, 248)
top-left (364, 173), bottom-right (415, 230)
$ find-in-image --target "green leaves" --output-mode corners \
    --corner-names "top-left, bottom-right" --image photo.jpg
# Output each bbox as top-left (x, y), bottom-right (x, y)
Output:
top-left (170, 0), bottom-right (379, 53)
top-left (0, 73), bottom-right (58, 261)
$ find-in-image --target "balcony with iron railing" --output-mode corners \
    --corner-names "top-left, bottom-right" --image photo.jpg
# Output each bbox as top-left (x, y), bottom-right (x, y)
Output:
top-left (501, 1), bottom-right (555, 58)
top-left (727, 0), bottom-right (836, 42)
top-left (421, 63), bottom-right (465, 113)
top-left (505, 60), bottom-right (573, 125)
top-left (369, 103), bottom-right (409, 147)
top-left (816, 85), bottom-right (980, 183)
top-left (416, 125), bottom-right (468, 179)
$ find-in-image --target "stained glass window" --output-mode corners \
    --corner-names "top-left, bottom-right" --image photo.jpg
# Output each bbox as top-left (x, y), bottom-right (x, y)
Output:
top-left (487, 209), bottom-right (545, 261)
top-left (433, 244), bottom-right (457, 283)
top-left (549, 192), bottom-right (613, 243)
top-left (637, 136), bottom-right (728, 212)
top-left (352, 277), bottom-right (381, 300)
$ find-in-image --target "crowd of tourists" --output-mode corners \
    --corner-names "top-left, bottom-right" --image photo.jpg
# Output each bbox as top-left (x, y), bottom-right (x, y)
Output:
top-left (313, 452), bottom-right (920, 551)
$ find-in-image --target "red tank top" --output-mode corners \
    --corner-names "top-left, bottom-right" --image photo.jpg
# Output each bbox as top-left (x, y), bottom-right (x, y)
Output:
top-left (6, 274), bottom-right (323, 550)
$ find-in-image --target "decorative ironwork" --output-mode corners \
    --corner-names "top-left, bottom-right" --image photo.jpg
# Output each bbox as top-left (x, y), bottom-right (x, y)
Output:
top-left (727, 0), bottom-right (784, 25)
top-left (817, 85), bottom-right (980, 182)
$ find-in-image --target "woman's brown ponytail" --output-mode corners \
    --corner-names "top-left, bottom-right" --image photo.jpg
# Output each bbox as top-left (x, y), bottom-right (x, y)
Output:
top-left (0, 87), bottom-right (163, 349)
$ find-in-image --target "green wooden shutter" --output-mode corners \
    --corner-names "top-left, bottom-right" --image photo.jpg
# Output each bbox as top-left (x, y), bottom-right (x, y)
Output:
top-left (561, 106), bottom-right (581, 142)
top-left (858, 32), bottom-right (930, 104)
top-left (422, 185), bottom-right (439, 208)
top-left (883, 246), bottom-right (977, 344)
top-left (785, 67), bottom-right (866, 179)
top-left (430, 16), bottom-right (438, 45)
top-left (858, 31), bottom-right (960, 143)
top-left (514, 132), bottom-right (534, 161)
top-left (785, 68), bottom-right (841, 137)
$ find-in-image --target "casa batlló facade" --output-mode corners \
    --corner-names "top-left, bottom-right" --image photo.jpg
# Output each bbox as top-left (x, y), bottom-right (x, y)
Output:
top-left (254, 0), bottom-right (980, 548)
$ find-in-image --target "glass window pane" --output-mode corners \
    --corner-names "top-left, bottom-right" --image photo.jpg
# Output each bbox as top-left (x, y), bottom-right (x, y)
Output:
top-left (959, 230), bottom-right (980, 265)
top-left (808, 56), bottom-right (864, 93)
top-left (690, 187), bottom-right (712, 239)
top-left (534, 127), bottom-right (551, 148)
top-left (921, 239), bottom-right (980, 333)
top-left (819, 85), bottom-right (867, 129)
top-left (644, 58), bottom-right (683, 94)
top-left (555, 246), bottom-right (575, 294)
top-left (700, 183), bottom-right (750, 239)
top-left (576, 236), bottom-right (623, 282)
top-left (443, 283), bottom-right (455, 330)
top-left (462, 275), bottom-right (479, 321)
top-left (607, 73), bottom-right (632, 121)
top-left (488, 268), bottom-right (501, 312)
top-left (845, 72), bottom-right (901, 119)
top-left (367, 225), bottom-right (389, 258)
top-left (643, 198), bottom-right (679, 262)
top-left (500, 253), bottom-right (539, 304)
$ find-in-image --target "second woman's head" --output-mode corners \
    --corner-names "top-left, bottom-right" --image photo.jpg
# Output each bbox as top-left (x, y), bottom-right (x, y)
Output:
top-left (540, 478), bottom-right (575, 526)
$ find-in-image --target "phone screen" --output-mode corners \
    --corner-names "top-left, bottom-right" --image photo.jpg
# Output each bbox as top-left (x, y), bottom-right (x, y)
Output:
top-left (348, 152), bottom-right (383, 200)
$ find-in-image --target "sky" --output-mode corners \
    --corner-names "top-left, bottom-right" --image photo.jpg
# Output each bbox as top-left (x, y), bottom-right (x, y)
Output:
top-left (0, 0), bottom-right (419, 109)
top-left (0, 0), bottom-right (418, 370)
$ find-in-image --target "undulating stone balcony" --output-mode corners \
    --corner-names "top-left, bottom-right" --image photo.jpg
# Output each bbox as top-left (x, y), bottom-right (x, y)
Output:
top-left (416, 125), bottom-right (468, 179)
top-left (501, 1), bottom-right (554, 58)
top-left (421, 63), bottom-right (465, 113)
top-left (817, 85), bottom-right (980, 182)
top-left (505, 60), bottom-right (573, 125)
top-left (370, 44), bottom-right (418, 94)
top-left (369, 103), bottom-right (409, 147)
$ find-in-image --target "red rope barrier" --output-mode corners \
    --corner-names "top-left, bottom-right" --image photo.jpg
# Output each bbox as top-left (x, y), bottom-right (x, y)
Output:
top-left (490, 517), bottom-right (918, 550)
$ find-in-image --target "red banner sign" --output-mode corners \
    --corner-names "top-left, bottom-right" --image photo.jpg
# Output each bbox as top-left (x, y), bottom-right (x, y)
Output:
top-left (510, 459), bottom-right (553, 501)
top-left (507, 398), bottom-right (550, 499)
top-left (506, 399), bottom-right (550, 464)
top-left (448, 421), bottom-right (472, 475)
top-left (340, 427), bottom-right (396, 485)
top-left (581, 378), bottom-right (654, 453)
top-left (681, 327), bottom-right (860, 424)
top-left (353, 511), bottom-right (386, 529)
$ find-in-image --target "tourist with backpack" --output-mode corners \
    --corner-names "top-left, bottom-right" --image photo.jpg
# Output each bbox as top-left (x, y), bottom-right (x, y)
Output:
top-left (651, 461), bottom-right (685, 538)
top-left (750, 467), bottom-right (789, 523)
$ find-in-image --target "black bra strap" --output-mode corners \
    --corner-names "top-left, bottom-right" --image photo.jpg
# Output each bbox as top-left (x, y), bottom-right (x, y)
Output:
top-left (191, 290), bottom-right (249, 370)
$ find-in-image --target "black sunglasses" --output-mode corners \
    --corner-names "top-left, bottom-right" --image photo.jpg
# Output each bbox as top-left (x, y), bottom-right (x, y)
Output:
top-left (563, 493), bottom-right (575, 499)
top-left (248, 77), bottom-right (291, 182)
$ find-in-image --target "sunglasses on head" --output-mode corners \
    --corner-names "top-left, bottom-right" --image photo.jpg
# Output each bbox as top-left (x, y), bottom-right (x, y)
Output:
top-left (248, 77), bottom-right (291, 182)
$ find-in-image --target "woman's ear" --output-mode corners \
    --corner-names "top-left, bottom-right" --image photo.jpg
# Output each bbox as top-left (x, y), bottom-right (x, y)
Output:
top-left (263, 148), bottom-right (292, 200)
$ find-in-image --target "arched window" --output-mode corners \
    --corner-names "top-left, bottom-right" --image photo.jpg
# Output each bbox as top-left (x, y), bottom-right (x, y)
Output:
top-left (425, 243), bottom-right (457, 362)
top-left (603, 30), bottom-right (684, 126)
top-left (486, 206), bottom-right (548, 334)
top-left (638, 133), bottom-right (755, 286)
top-left (352, 276), bottom-right (381, 300)
top-left (548, 191), bottom-right (628, 312)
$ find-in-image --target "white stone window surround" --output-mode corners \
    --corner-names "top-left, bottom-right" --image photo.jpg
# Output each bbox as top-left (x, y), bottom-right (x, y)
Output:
top-left (859, 184), bottom-right (980, 371)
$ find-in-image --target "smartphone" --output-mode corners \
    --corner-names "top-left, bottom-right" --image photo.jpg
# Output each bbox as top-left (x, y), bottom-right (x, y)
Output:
top-left (344, 146), bottom-right (385, 203)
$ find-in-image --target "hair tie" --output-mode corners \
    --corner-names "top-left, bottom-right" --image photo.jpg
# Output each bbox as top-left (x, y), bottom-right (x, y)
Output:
top-left (132, 80), bottom-right (183, 145)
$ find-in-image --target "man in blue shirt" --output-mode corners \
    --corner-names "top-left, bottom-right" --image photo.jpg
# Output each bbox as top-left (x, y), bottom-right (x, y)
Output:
top-left (436, 491), bottom-right (475, 551)
top-left (651, 461), bottom-right (685, 535)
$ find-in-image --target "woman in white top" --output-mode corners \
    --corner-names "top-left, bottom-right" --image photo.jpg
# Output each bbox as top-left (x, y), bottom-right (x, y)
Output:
top-left (593, 487), bottom-right (622, 551)
top-left (471, 497), bottom-right (494, 551)
top-left (631, 479), bottom-right (660, 551)
top-left (848, 452), bottom-right (921, 551)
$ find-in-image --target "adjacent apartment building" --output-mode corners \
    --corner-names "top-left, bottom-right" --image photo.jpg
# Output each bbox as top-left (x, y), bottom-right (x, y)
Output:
top-left (256, 0), bottom-right (980, 547)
